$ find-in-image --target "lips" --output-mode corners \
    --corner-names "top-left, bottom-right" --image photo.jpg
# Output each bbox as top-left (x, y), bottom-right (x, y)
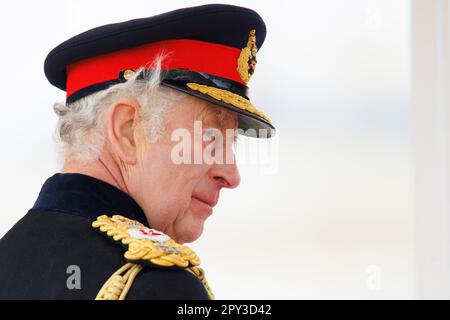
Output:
top-left (192, 195), bottom-right (218, 208)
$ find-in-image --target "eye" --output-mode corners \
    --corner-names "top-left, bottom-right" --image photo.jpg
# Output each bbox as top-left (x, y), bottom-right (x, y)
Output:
top-left (204, 129), bottom-right (222, 147)
top-left (203, 129), bottom-right (223, 158)
top-left (204, 129), bottom-right (216, 140)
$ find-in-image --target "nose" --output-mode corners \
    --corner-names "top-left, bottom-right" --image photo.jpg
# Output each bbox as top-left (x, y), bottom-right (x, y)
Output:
top-left (209, 161), bottom-right (241, 189)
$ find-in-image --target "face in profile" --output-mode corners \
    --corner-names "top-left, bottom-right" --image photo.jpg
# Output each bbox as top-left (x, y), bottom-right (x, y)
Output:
top-left (128, 95), bottom-right (241, 244)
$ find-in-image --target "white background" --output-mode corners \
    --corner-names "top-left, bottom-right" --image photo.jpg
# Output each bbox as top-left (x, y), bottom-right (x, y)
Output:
top-left (0, 0), bottom-right (412, 299)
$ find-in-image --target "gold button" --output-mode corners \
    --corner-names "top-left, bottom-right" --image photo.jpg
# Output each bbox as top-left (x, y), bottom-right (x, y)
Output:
top-left (123, 69), bottom-right (135, 80)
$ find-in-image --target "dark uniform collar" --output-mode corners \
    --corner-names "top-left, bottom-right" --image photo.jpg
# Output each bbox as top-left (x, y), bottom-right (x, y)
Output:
top-left (31, 173), bottom-right (149, 226)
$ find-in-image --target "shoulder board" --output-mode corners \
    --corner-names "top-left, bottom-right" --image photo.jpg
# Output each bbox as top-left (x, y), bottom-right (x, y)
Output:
top-left (92, 214), bottom-right (200, 268)
top-left (92, 215), bottom-right (214, 300)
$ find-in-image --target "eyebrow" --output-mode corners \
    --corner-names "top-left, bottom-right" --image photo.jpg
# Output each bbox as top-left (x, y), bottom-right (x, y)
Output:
top-left (197, 104), bottom-right (237, 129)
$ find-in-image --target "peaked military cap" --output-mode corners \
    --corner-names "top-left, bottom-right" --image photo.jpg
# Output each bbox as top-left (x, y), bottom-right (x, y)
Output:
top-left (44, 4), bottom-right (275, 137)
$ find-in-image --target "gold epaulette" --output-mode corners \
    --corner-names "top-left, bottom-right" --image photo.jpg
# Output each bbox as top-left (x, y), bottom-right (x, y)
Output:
top-left (92, 215), bottom-right (214, 300)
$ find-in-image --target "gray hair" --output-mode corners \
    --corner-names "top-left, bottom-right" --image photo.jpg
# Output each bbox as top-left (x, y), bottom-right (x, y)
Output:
top-left (53, 57), bottom-right (182, 164)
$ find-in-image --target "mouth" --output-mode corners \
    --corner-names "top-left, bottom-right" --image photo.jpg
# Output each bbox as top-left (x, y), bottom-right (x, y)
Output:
top-left (191, 195), bottom-right (218, 217)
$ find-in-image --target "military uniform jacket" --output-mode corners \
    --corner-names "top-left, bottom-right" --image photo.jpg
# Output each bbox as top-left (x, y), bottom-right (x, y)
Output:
top-left (0, 173), bottom-right (210, 299)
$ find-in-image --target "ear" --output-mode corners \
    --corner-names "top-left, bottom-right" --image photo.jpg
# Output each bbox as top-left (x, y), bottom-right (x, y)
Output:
top-left (105, 98), bottom-right (141, 165)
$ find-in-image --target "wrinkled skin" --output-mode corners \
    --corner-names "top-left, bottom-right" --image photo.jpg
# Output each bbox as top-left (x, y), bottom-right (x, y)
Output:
top-left (63, 93), bottom-right (241, 243)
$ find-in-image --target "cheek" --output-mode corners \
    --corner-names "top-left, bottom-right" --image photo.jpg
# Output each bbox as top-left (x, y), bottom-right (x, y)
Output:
top-left (132, 141), bottom-right (212, 231)
top-left (171, 164), bottom-right (210, 204)
top-left (164, 164), bottom-right (212, 232)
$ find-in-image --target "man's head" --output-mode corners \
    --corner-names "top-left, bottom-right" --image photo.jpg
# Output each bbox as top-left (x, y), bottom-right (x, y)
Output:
top-left (46, 5), bottom-right (275, 243)
top-left (54, 66), bottom-right (240, 243)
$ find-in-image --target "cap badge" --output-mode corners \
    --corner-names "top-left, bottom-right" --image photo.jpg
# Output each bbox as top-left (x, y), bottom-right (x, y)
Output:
top-left (237, 29), bottom-right (258, 84)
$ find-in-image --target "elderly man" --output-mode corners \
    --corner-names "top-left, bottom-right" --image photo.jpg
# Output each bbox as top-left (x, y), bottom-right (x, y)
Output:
top-left (0, 4), bottom-right (274, 300)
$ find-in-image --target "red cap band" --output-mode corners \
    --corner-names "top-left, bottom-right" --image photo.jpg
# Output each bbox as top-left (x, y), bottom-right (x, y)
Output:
top-left (66, 39), bottom-right (244, 98)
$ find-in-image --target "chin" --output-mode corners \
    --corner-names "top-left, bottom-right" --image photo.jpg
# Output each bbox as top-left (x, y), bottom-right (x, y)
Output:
top-left (175, 221), bottom-right (205, 244)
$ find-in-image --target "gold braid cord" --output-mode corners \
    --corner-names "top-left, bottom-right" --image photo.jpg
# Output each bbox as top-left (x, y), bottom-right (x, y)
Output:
top-left (186, 82), bottom-right (271, 123)
top-left (92, 215), bottom-right (214, 300)
top-left (96, 263), bottom-right (143, 300)
top-left (187, 266), bottom-right (215, 300)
